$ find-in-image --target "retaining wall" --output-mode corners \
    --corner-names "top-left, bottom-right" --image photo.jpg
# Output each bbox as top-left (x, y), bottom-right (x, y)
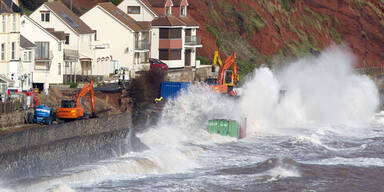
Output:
top-left (0, 113), bottom-right (141, 179)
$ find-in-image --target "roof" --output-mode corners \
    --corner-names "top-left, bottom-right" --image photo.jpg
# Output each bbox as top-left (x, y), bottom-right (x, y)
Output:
top-left (0, 0), bottom-right (22, 13)
top-left (139, 0), bottom-right (161, 16)
top-left (0, 74), bottom-right (14, 84)
top-left (44, 1), bottom-right (94, 34)
top-left (173, 0), bottom-right (188, 7)
top-left (45, 28), bottom-right (68, 41)
top-left (137, 21), bottom-right (152, 30)
top-left (177, 15), bottom-right (199, 26)
top-left (98, 2), bottom-right (148, 31)
top-left (152, 15), bottom-right (199, 27)
top-left (20, 35), bottom-right (36, 48)
top-left (148, 0), bottom-right (168, 7)
top-left (152, 16), bottom-right (185, 26)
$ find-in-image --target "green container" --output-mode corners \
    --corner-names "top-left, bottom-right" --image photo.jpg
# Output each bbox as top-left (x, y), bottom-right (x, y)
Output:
top-left (208, 120), bottom-right (219, 134)
top-left (228, 120), bottom-right (239, 138)
top-left (208, 119), bottom-right (239, 138)
top-left (219, 120), bottom-right (229, 136)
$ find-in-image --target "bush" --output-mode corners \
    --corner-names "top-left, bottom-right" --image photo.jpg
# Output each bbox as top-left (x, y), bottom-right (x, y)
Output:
top-left (69, 82), bottom-right (78, 88)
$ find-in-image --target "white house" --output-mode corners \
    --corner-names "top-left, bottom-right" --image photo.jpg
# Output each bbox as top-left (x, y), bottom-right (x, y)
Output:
top-left (0, 0), bottom-right (22, 90)
top-left (20, 15), bottom-right (65, 91)
top-left (118, 0), bottom-right (202, 69)
top-left (81, 2), bottom-right (151, 78)
top-left (29, 1), bottom-right (110, 79)
top-left (19, 35), bottom-right (35, 91)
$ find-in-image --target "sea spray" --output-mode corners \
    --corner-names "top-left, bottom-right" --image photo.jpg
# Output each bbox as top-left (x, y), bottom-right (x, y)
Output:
top-left (241, 46), bottom-right (379, 135)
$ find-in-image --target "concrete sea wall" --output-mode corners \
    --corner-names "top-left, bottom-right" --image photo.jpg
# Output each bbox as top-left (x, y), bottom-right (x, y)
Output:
top-left (0, 113), bottom-right (141, 179)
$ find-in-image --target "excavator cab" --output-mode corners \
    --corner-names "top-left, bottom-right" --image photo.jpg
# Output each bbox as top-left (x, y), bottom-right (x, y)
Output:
top-left (224, 70), bottom-right (234, 86)
top-left (61, 100), bottom-right (75, 108)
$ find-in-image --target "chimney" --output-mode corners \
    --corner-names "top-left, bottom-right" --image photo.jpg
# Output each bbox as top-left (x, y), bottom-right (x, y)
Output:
top-left (12, 0), bottom-right (19, 7)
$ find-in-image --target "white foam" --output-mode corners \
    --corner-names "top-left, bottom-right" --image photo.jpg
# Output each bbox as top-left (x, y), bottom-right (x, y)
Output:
top-left (47, 185), bottom-right (76, 192)
top-left (240, 46), bottom-right (379, 136)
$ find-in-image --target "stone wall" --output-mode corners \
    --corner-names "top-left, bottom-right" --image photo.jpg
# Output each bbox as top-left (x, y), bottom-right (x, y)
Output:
top-left (0, 113), bottom-right (143, 179)
top-left (166, 66), bottom-right (213, 82)
top-left (0, 111), bottom-right (25, 128)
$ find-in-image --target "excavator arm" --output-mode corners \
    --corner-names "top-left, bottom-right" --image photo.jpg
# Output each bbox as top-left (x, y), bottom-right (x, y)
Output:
top-left (75, 80), bottom-right (96, 116)
top-left (212, 51), bottom-right (223, 72)
top-left (217, 52), bottom-right (237, 85)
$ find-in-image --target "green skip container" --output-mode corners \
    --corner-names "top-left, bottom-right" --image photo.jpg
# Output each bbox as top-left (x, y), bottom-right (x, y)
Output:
top-left (208, 119), bottom-right (246, 139)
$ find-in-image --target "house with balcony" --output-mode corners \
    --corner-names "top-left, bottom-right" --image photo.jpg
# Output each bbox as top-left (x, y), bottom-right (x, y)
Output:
top-left (29, 1), bottom-right (110, 80)
top-left (81, 2), bottom-right (151, 78)
top-left (117, 0), bottom-right (202, 69)
top-left (20, 15), bottom-right (65, 91)
top-left (0, 0), bottom-right (22, 90)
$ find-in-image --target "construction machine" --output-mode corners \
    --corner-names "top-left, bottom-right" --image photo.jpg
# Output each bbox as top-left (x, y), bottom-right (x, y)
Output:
top-left (211, 51), bottom-right (223, 73)
top-left (207, 52), bottom-right (238, 95)
top-left (56, 81), bottom-right (96, 121)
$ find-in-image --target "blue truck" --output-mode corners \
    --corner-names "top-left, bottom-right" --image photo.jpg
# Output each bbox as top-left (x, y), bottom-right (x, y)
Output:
top-left (33, 105), bottom-right (55, 125)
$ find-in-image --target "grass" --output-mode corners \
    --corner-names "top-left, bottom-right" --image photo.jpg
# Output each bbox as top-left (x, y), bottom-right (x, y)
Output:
top-left (281, 0), bottom-right (296, 11)
top-left (197, 56), bottom-right (211, 65)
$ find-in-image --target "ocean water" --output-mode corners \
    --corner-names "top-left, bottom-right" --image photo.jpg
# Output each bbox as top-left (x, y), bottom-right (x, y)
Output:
top-left (4, 46), bottom-right (384, 192)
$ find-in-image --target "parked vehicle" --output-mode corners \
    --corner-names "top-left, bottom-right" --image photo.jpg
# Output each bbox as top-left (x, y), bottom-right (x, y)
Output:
top-left (56, 80), bottom-right (96, 121)
top-left (150, 58), bottom-right (168, 71)
top-left (160, 82), bottom-right (190, 99)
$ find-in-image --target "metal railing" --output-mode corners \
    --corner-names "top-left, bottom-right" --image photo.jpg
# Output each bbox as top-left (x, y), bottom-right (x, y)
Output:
top-left (34, 60), bottom-right (51, 71)
top-left (135, 40), bottom-right (149, 50)
top-left (64, 49), bottom-right (79, 61)
top-left (35, 51), bottom-right (53, 71)
top-left (185, 36), bottom-right (201, 45)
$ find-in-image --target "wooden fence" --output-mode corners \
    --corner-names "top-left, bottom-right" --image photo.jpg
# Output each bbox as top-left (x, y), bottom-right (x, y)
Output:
top-left (0, 100), bottom-right (25, 114)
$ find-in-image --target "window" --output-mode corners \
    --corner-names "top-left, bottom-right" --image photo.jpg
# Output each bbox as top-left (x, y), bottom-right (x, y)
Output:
top-left (159, 49), bottom-right (181, 60)
top-left (35, 42), bottom-right (49, 60)
top-left (159, 28), bottom-right (182, 39)
top-left (1, 43), bottom-right (5, 60)
top-left (166, 6), bottom-right (171, 16)
top-left (41, 12), bottom-right (50, 22)
top-left (2, 15), bottom-right (6, 32)
top-left (65, 35), bottom-right (69, 45)
top-left (94, 31), bottom-right (97, 41)
top-left (58, 42), bottom-right (61, 51)
top-left (58, 63), bottom-right (61, 75)
top-left (140, 52), bottom-right (149, 63)
top-left (12, 14), bottom-right (16, 32)
top-left (181, 6), bottom-right (186, 16)
top-left (23, 51), bottom-right (32, 62)
top-left (127, 6), bottom-right (140, 14)
top-left (11, 42), bottom-right (15, 60)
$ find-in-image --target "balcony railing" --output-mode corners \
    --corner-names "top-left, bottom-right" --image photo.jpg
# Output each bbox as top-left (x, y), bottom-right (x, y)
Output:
top-left (135, 40), bottom-right (149, 50)
top-left (64, 49), bottom-right (79, 61)
top-left (185, 36), bottom-right (201, 45)
top-left (35, 51), bottom-right (53, 70)
top-left (35, 60), bottom-right (51, 71)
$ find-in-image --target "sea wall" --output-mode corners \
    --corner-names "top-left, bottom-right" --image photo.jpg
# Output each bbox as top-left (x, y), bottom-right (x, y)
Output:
top-left (0, 113), bottom-right (142, 179)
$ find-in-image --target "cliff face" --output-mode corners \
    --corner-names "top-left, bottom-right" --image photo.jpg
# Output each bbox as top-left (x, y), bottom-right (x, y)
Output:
top-left (188, 0), bottom-right (383, 68)
top-left (59, 0), bottom-right (383, 72)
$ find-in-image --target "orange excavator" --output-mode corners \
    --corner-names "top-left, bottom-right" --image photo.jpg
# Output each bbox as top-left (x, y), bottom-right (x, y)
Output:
top-left (56, 80), bottom-right (96, 121)
top-left (209, 52), bottom-right (238, 96)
